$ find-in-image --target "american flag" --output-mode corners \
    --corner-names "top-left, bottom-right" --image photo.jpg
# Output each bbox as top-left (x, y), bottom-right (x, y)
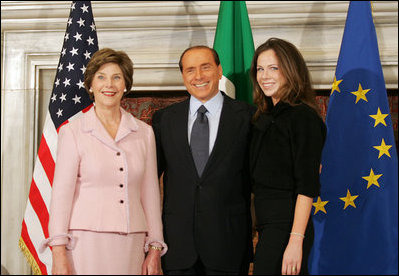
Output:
top-left (19, 2), bottom-right (98, 274)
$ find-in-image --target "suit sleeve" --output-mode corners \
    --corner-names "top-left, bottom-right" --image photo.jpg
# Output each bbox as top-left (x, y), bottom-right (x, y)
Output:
top-left (151, 110), bottom-right (166, 177)
top-left (47, 124), bottom-right (80, 247)
top-left (141, 127), bottom-right (164, 243)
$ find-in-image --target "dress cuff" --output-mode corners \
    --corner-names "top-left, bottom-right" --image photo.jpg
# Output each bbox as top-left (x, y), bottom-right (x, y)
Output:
top-left (144, 238), bottom-right (168, 257)
top-left (39, 234), bottom-right (76, 253)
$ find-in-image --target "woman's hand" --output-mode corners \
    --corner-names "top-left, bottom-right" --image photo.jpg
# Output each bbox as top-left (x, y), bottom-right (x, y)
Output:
top-left (282, 194), bottom-right (313, 275)
top-left (141, 248), bottom-right (161, 275)
top-left (51, 245), bottom-right (72, 275)
top-left (281, 235), bottom-right (303, 275)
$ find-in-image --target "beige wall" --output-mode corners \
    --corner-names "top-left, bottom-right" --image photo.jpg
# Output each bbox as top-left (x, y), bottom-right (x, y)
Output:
top-left (1, 1), bottom-right (398, 274)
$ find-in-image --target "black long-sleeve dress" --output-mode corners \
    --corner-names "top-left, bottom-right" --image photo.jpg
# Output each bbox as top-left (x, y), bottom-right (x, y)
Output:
top-left (250, 101), bottom-right (326, 275)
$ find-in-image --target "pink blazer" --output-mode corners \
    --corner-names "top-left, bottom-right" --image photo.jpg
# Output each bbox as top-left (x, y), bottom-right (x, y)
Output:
top-left (46, 107), bottom-right (163, 247)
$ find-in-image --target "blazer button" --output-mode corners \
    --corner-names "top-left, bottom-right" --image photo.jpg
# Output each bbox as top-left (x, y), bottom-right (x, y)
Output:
top-left (116, 152), bottom-right (121, 156)
top-left (120, 200), bottom-right (124, 204)
top-left (119, 184), bottom-right (123, 188)
top-left (119, 167), bottom-right (124, 172)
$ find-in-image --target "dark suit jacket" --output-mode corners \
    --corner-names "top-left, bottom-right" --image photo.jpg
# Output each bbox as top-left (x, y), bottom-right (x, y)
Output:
top-left (152, 93), bottom-right (254, 272)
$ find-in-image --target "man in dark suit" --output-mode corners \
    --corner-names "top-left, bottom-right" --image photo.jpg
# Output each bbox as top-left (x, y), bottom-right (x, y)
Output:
top-left (152, 46), bottom-right (254, 275)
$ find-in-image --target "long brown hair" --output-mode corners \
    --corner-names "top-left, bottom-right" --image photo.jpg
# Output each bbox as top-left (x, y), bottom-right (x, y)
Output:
top-left (250, 38), bottom-right (320, 121)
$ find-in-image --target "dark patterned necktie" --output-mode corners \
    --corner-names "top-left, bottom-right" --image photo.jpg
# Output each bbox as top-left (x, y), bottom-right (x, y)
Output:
top-left (190, 105), bottom-right (209, 177)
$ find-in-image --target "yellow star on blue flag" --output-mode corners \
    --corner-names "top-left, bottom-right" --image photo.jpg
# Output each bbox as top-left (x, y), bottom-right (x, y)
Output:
top-left (362, 168), bottom-right (382, 189)
top-left (351, 83), bottom-right (371, 103)
top-left (331, 76), bottom-right (343, 95)
top-left (312, 196), bottom-right (329, 215)
top-left (373, 138), bottom-right (392, 159)
top-left (369, 108), bottom-right (388, 127)
top-left (339, 189), bottom-right (359, 209)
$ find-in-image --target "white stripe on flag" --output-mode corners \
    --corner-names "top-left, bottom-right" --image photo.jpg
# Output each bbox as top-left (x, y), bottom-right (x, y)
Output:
top-left (25, 200), bottom-right (53, 273)
top-left (42, 113), bottom-right (58, 162)
top-left (219, 75), bottom-right (236, 99)
top-left (33, 159), bottom-right (52, 211)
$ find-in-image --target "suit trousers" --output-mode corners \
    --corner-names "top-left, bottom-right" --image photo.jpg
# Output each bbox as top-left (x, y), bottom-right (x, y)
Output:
top-left (164, 258), bottom-right (239, 275)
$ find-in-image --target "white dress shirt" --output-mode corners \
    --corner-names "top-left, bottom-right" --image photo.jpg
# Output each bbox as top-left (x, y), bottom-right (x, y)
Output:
top-left (188, 91), bottom-right (224, 154)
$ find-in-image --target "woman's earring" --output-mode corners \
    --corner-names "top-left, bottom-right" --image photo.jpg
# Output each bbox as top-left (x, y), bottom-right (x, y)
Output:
top-left (89, 88), bottom-right (93, 93)
top-left (124, 88), bottom-right (127, 93)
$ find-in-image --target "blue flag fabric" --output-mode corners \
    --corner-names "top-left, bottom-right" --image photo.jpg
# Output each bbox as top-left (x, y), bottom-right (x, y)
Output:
top-left (49, 1), bottom-right (98, 130)
top-left (309, 1), bottom-right (398, 275)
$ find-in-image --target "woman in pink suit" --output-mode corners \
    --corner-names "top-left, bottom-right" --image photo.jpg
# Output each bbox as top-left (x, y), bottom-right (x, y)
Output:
top-left (41, 48), bottom-right (167, 275)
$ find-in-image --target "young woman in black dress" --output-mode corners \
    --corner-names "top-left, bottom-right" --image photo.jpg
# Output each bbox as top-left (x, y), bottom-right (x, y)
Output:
top-left (250, 38), bottom-right (326, 275)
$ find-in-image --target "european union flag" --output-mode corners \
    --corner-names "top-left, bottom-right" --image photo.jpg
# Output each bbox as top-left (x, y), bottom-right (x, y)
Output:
top-left (309, 2), bottom-right (398, 274)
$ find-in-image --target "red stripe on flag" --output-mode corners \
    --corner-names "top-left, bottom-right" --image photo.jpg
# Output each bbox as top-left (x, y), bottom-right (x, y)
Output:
top-left (82, 103), bottom-right (93, 113)
top-left (57, 120), bottom-right (69, 133)
top-left (56, 104), bottom-right (93, 133)
top-left (37, 135), bottom-right (55, 186)
top-left (21, 220), bottom-right (48, 275)
top-left (29, 179), bottom-right (50, 238)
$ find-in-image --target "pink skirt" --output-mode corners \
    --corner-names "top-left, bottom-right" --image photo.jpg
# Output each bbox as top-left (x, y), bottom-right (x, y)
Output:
top-left (66, 230), bottom-right (146, 275)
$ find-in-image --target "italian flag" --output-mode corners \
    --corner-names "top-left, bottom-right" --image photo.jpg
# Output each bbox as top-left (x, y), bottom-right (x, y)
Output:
top-left (213, 1), bottom-right (255, 104)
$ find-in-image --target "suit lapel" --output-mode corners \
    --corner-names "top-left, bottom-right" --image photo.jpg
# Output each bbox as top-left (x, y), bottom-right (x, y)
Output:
top-left (202, 96), bottom-right (238, 177)
top-left (170, 100), bottom-right (199, 177)
top-left (83, 107), bottom-right (119, 151)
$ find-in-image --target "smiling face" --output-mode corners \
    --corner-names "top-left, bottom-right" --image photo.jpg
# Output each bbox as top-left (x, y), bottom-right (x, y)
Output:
top-left (256, 49), bottom-right (287, 105)
top-left (90, 62), bottom-right (126, 109)
top-left (181, 48), bottom-right (223, 103)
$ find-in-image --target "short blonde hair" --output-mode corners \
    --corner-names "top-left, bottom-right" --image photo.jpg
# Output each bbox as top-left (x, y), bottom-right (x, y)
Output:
top-left (84, 48), bottom-right (133, 100)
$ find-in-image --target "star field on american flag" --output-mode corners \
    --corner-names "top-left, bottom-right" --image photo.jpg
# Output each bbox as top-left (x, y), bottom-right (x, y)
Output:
top-left (49, 1), bottom-right (98, 130)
